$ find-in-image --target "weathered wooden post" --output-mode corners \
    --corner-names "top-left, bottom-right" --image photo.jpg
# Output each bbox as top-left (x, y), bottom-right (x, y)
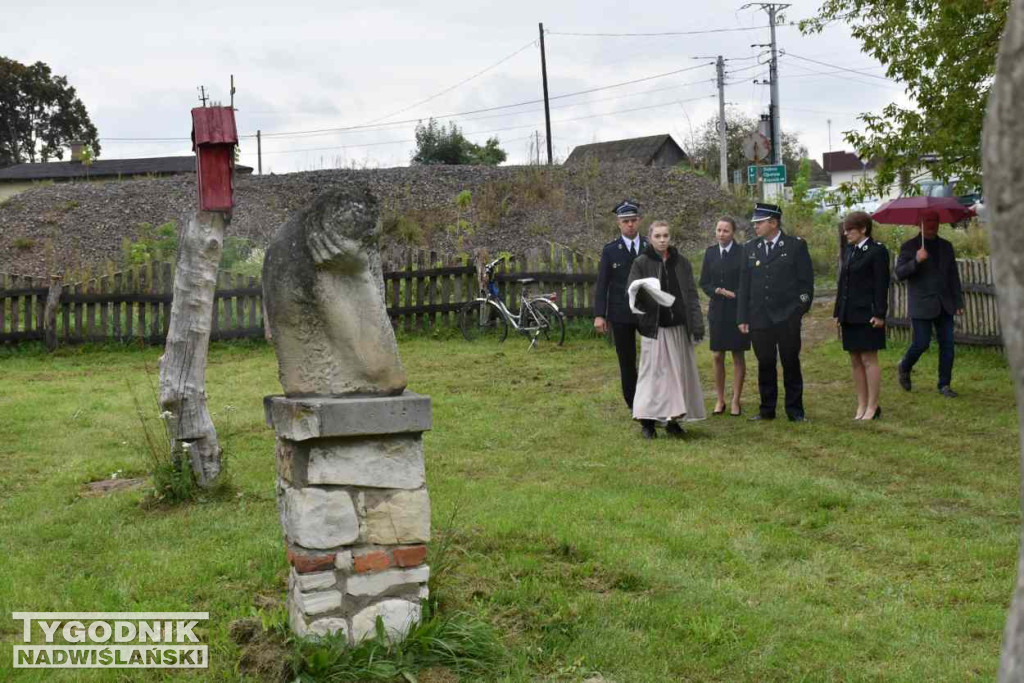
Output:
top-left (262, 189), bottom-right (431, 643)
top-left (158, 106), bottom-right (239, 487)
top-left (985, 0), bottom-right (1024, 679)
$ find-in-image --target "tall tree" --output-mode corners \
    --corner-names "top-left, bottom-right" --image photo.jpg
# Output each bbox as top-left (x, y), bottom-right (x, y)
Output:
top-left (984, 0), bottom-right (1024, 680)
top-left (0, 57), bottom-right (100, 167)
top-left (802, 0), bottom-right (1009, 193)
top-left (411, 118), bottom-right (507, 166)
top-left (684, 109), bottom-right (807, 184)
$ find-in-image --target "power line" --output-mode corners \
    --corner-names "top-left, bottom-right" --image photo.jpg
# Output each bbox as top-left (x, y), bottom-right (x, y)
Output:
top-left (778, 57), bottom-right (902, 90)
top-left (362, 38), bottom-right (538, 125)
top-left (251, 93), bottom-right (715, 157)
top-left (547, 25), bottom-right (770, 37)
top-left (784, 52), bottom-right (893, 82)
top-left (99, 62), bottom-right (716, 145)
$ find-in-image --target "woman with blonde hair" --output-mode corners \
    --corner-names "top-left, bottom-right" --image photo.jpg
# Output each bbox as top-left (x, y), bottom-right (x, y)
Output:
top-left (627, 220), bottom-right (706, 439)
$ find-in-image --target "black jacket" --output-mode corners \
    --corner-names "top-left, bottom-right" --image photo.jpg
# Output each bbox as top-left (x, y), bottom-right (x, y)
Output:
top-left (894, 234), bottom-right (964, 319)
top-left (626, 245), bottom-right (704, 341)
top-left (736, 231), bottom-right (814, 329)
top-left (699, 241), bottom-right (744, 328)
top-left (834, 238), bottom-right (891, 323)
top-left (594, 236), bottom-right (648, 324)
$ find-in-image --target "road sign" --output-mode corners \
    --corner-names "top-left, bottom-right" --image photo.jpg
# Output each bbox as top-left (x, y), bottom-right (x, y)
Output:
top-left (747, 165), bottom-right (758, 185)
top-left (761, 164), bottom-right (787, 184)
top-left (742, 131), bottom-right (771, 163)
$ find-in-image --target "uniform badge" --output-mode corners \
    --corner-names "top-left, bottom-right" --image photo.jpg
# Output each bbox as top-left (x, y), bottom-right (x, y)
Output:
top-left (618, 244), bottom-right (623, 250)
top-left (755, 260), bottom-right (761, 266)
top-left (799, 293), bottom-right (810, 303)
top-left (861, 244), bottom-right (869, 251)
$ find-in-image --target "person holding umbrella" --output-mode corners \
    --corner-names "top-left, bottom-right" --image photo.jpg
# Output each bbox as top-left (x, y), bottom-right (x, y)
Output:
top-left (892, 209), bottom-right (965, 397)
top-left (834, 211), bottom-right (890, 420)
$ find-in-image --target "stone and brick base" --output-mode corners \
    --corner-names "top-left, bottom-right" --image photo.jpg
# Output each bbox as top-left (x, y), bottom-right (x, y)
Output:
top-left (265, 392), bottom-right (432, 642)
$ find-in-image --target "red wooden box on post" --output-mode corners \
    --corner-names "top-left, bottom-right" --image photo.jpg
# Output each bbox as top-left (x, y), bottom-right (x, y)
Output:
top-left (191, 106), bottom-right (238, 212)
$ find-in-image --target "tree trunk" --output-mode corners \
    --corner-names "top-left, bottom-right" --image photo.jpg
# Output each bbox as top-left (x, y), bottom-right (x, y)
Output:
top-left (158, 211), bottom-right (226, 487)
top-left (984, 1), bottom-right (1024, 680)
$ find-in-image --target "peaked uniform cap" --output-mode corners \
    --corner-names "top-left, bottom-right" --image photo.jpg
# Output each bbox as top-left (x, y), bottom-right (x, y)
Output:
top-left (613, 200), bottom-right (641, 217)
top-left (751, 202), bottom-right (782, 222)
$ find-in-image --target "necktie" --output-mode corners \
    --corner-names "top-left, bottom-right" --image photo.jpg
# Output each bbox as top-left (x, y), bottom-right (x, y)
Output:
top-left (630, 241), bottom-right (637, 257)
top-left (766, 241), bottom-right (773, 256)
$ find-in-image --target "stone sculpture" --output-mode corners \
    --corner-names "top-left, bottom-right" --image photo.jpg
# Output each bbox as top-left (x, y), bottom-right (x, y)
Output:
top-left (262, 188), bottom-right (406, 397)
top-left (262, 187), bottom-right (431, 644)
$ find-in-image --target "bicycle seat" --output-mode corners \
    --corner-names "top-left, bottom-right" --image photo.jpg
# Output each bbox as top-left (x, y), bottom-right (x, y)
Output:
top-left (516, 278), bottom-right (536, 285)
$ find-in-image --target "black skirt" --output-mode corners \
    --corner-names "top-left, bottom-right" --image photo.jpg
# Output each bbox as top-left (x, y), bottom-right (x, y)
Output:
top-left (709, 317), bottom-right (751, 352)
top-left (841, 322), bottom-right (886, 352)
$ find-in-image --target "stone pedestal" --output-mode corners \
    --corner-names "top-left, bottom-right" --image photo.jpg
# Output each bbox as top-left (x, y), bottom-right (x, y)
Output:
top-left (264, 391), bottom-right (431, 642)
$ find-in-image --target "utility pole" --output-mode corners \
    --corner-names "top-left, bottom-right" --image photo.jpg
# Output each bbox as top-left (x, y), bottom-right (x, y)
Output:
top-left (743, 2), bottom-right (789, 198)
top-left (716, 55), bottom-right (728, 189)
top-left (827, 118), bottom-right (832, 152)
top-left (538, 23), bottom-right (553, 165)
top-left (257, 130), bottom-right (262, 176)
top-left (197, 86), bottom-right (209, 107)
top-left (767, 5), bottom-right (784, 167)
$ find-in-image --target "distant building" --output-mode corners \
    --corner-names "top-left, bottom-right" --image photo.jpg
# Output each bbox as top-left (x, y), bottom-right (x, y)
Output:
top-left (0, 143), bottom-right (253, 201)
top-left (565, 134), bottom-right (688, 168)
top-left (822, 151), bottom-right (879, 187)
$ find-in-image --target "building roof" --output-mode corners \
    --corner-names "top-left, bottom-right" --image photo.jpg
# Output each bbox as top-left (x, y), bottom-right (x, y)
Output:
top-left (565, 134), bottom-right (686, 166)
top-left (822, 151), bottom-right (878, 173)
top-left (0, 156), bottom-right (253, 182)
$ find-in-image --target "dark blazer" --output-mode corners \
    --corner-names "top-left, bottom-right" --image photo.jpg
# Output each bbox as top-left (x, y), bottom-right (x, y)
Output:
top-left (894, 234), bottom-right (964, 319)
top-left (736, 231), bottom-right (814, 329)
top-left (627, 246), bottom-right (704, 341)
top-left (834, 238), bottom-right (891, 323)
top-left (594, 235), bottom-right (648, 324)
top-left (699, 241), bottom-right (744, 327)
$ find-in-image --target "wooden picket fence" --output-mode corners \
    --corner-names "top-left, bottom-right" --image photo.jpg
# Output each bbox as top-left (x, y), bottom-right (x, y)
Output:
top-left (0, 245), bottom-right (601, 347)
top-left (887, 257), bottom-right (1002, 347)
top-left (0, 263), bottom-right (263, 347)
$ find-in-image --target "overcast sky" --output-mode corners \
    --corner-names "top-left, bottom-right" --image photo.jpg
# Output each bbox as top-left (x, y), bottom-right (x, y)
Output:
top-left (2, 0), bottom-right (909, 174)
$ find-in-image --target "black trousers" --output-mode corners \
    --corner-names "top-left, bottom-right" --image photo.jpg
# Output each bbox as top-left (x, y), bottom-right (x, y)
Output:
top-left (750, 314), bottom-right (804, 419)
top-left (610, 321), bottom-right (639, 410)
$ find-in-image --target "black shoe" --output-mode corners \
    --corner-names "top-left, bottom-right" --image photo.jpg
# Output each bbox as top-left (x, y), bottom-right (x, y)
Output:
top-left (898, 365), bottom-right (911, 392)
top-left (868, 407), bottom-right (882, 420)
top-left (665, 421), bottom-right (685, 438)
top-left (788, 414), bottom-right (807, 423)
top-left (939, 386), bottom-right (958, 398)
top-left (748, 414), bottom-right (775, 422)
top-left (641, 424), bottom-right (657, 439)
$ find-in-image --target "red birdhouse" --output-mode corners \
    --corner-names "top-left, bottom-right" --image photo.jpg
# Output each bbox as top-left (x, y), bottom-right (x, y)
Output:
top-left (191, 106), bottom-right (238, 212)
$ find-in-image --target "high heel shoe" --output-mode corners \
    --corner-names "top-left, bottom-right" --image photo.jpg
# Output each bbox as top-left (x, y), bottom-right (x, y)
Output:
top-left (868, 407), bottom-right (881, 420)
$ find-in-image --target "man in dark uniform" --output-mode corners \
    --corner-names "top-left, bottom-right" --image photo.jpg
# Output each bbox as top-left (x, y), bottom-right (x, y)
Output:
top-left (594, 200), bottom-right (648, 411)
top-left (894, 210), bottom-right (965, 397)
top-left (737, 203), bottom-right (814, 422)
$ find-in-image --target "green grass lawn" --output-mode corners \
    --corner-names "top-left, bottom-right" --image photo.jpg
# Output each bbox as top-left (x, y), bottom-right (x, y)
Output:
top-left (0, 307), bottom-right (1019, 682)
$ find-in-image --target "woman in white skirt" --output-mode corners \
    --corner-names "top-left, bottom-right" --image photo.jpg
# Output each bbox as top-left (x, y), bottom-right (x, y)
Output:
top-left (627, 220), bottom-right (706, 439)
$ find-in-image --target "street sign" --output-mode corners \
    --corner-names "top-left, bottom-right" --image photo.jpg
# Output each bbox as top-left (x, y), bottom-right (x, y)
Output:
top-left (742, 131), bottom-right (771, 163)
top-left (747, 165), bottom-right (758, 185)
top-left (761, 164), bottom-right (787, 184)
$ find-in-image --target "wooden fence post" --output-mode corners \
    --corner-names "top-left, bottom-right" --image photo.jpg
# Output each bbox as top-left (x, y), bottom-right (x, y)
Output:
top-left (44, 276), bottom-right (63, 351)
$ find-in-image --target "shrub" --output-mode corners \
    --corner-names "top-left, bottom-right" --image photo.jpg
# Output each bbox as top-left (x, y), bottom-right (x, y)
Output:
top-left (13, 237), bottom-right (35, 250)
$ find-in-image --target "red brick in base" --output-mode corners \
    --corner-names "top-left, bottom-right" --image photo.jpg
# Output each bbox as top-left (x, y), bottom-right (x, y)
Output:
top-left (288, 549), bottom-right (336, 573)
top-left (393, 545), bottom-right (428, 568)
top-left (353, 551), bottom-right (391, 573)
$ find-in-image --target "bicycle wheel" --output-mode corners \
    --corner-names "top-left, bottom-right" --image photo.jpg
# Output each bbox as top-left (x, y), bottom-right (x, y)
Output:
top-left (459, 299), bottom-right (509, 342)
top-left (529, 298), bottom-right (565, 346)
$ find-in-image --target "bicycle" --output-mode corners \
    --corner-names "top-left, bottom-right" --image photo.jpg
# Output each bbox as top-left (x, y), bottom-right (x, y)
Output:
top-left (459, 257), bottom-right (565, 347)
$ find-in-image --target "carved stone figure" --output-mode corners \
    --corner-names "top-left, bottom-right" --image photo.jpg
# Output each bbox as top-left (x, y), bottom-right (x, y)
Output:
top-left (263, 188), bottom-right (406, 396)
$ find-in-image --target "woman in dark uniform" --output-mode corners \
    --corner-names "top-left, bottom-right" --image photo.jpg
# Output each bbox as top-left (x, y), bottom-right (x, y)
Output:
top-left (834, 211), bottom-right (890, 420)
top-left (699, 217), bottom-right (749, 416)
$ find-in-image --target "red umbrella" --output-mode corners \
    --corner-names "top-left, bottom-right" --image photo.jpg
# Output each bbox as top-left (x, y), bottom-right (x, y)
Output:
top-left (872, 196), bottom-right (975, 225)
